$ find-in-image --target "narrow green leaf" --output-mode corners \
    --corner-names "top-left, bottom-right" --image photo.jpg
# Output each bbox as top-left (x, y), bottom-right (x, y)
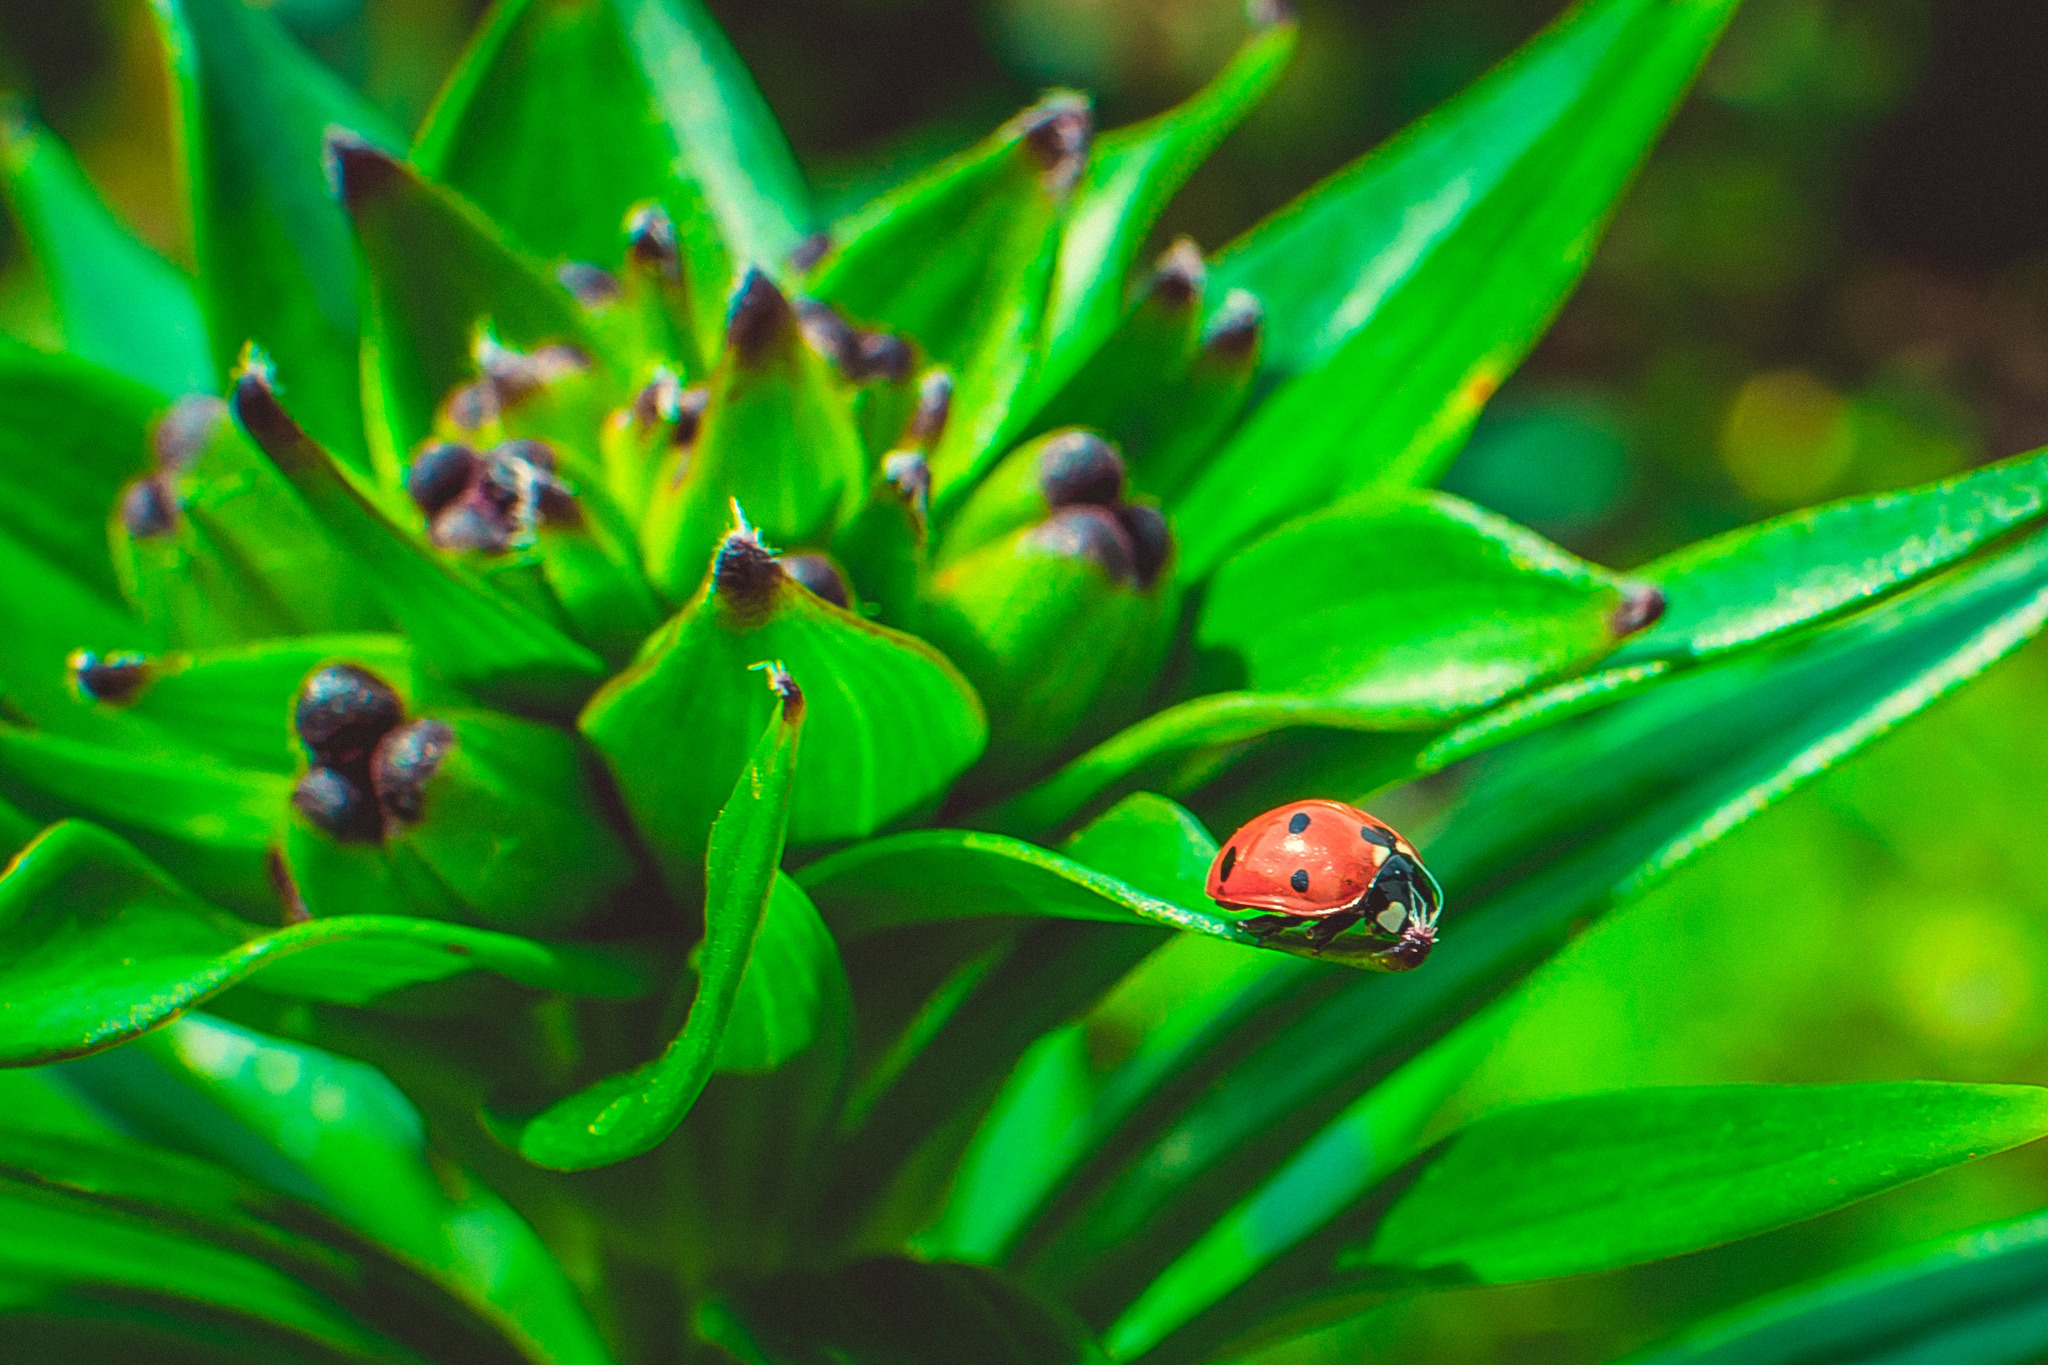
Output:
top-left (1200, 490), bottom-right (1652, 706)
top-left (1009, 528), bottom-right (2048, 1327)
top-left (0, 528), bottom-right (149, 738)
top-left (1618, 1206), bottom-right (2048, 1365)
top-left (513, 668), bottom-right (803, 1171)
top-left (0, 821), bottom-right (649, 1065)
top-left (1175, 0), bottom-right (1741, 578)
top-left (1615, 446), bottom-right (2048, 663)
top-left (230, 366), bottom-right (607, 713)
top-left (697, 1257), bottom-right (1106, 1365)
top-left (0, 113), bottom-right (213, 395)
top-left (716, 874), bottom-right (841, 1073)
top-left (154, 0), bottom-right (402, 468)
top-left (1038, 15), bottom-right (1296, 391)
top-left (60, 1015), bottom-right (616, 1365)
top-left (583, 531), bottom-right (984, 894)
top-left (329, 139), bottom-right (611, 475)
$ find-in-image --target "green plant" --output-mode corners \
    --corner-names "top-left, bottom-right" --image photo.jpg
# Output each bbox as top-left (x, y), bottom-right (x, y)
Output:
top-left (3, 0), bottom-right (2048, 1360)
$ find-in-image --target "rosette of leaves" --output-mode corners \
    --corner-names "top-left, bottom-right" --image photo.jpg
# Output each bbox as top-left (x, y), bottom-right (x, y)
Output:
top-left (4, 0), bottom-right (2048, 1361)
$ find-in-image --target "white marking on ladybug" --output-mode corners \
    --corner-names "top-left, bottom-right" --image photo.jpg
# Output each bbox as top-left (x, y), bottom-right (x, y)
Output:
top-left (1377, 904), bottom-right (1407, 933)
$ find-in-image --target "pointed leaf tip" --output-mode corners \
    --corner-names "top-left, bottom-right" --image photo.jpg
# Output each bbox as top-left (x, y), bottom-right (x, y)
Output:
top-left (714, 523), bottom-right (785, 607)
top-left (1204, 288), bottom-right (1263, 360)
top-left (1248, 0), bottom-right (1297, 27)
top-left (1152, 237), bottom-right (1208, 310)
top-left (322, 128), bottom-right (402, 210)
top-left (1611, 583), bottom-right (1666, 637)
top-left (1021, 96), bottom-right (1094, 192)
top-left (726, 267), bottom-right (793, 365)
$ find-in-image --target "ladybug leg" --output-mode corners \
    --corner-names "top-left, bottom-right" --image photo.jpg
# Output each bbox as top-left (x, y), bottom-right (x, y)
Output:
top-left (1243, 913), bottom-right (1297, 942)
top-left (1305, 911), bottom-right (1362, 954)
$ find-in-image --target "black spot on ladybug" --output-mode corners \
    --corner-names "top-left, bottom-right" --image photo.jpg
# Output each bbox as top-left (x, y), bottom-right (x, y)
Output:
top-left (1219, 846), bottom-right (1238, 881)
top-left (1287, 811), bottom-right (1310, 834)
top-left (1290, 868), bottom-right (1309, 894)
top-left (1360, 824), bottom-right (1395, 849)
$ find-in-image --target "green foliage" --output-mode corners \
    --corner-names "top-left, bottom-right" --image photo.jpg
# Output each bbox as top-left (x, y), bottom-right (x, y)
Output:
top-left (1, 0), bottom-right (2044, 1361)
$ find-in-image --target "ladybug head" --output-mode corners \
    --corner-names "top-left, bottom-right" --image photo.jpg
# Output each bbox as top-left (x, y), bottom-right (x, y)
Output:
top-left (1382, 904), bottom-right (1440, 972)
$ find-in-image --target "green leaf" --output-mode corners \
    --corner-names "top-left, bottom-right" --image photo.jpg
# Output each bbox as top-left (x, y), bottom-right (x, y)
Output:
top-left (812, 96), bottom-right (1088, 500)
top-left (328, 139), bottom-right (610, 476)
top-left (1614, 446), bottom-right (2048, 663)
top-left (513, 668), bottom-right (802, 1170)
top-left (1617, 1205), bottom-right (2048, 1365)
top-left (717, 874), bottom-right (842, 1073)
top-left (0, 820), bottom-right (649, 1065)
top-left (1368, 1084), bottom-right (2048, 1283)
top-left (0, 528), bottom-right (149, 739)
top-left (583, 533), bottom-right (984, 895)
top-left (1007, 527), bottom-right (2048, 1328)
top-left (0, 112), bottom-right (214, 395)
top-left (1173, 0), bottom-right (1741, 579)
top-left (697, 1257), bottom-right (1106, 1365)
top-left (1199, 490), bottom-right (1650, 707)
top-left (59, 1015), bottom-right (616, 1365)
top-left (1037, 15), bottom-right (1296, 393)
top-left (230, 367), bottom-right (607, 713)
top-left (155, 0), bottom-right (402, 469)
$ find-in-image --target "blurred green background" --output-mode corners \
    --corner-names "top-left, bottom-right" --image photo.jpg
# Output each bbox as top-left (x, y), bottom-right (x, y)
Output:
top-left (6, 0), bottom-right (2048, 1359)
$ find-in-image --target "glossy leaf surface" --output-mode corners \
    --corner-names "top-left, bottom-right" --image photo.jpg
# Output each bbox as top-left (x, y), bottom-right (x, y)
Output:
top-left (1175, 0), bottom-right (1741, 577)
top-left (515, 673), bottom-right (802, 1170)
top-left (717, 874), bottom-right (842, 1073)
top-left (0, 821), bottom-right (648, 1065)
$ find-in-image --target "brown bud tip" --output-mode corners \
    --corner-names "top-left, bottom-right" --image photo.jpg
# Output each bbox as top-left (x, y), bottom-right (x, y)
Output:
top-left (1020, 96), bottom-right (1093, 193)
top-left (371, 718), bottom-right (454, 825)
top-left (713, 522), bottom-right (785, 606)
top-left (883, 449), bottom-right (932, 517)
top-left (1612, 584), bottom-right (1666, 637)
top-left (781, 552), bottom-right (850, 609)
top-left (1204, 289), bottom-right (1264, 362)
top-left (908, 368), bottom-right (954, 446)
top-left (1032, 504), bottom-right (1137, 586)
top-left (405, 441), bottom-right (480, 517)
top-left (431, 498), bottom-right (518, 553)
top-left (625, 202), bottom-right (681, 276)
top-left (1150, 238), bottom-right (1207, 311)
top-left (795, 298), bottom-right (856, 365)
top-left (293, 766), bottom-right (383, 843)
top-left (849, 331), bottom-right (913, 384)
top-left (1247, 0), bottom-right (1296, 27)
top-left (631, 369), bottom-right (683, 427)
top-left (267, 846), bottom-right (311, 925)
top-left (726, 268), bottom-right (792, 367)
top-left (152, 395), bottom-right (227, 472)
top-left (68, 649), bottom-right (152, 705)
top-left (1115, 503), bottom-right (1172, 588)
top-left (790, 231), bottom-right (832, 273)
top-left (295, 664), bottom-right (404, 768)
top-left (493, 436), bottom-right (558, 473)
top-left (673, 385), bottom-right (711, 446)
top-left (229, 363), bottom-right (311, 467)
top-left (323, 129), bottom-right (401, 211)
top-left (443, 380), bottom-right (499, 433)
top-left (477, 336), bottom-right (591, 405)
top-left (1039, 430), bottom-right (1125, 508)
top-left (753, 659), bottom-right (804, 719)
top-left (558, 261), bottom-right (622, 307)
top-left (119, 475), bottom-right (178, 539)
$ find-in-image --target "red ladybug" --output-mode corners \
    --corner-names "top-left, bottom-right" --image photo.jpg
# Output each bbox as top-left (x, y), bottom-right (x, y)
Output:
top-left (1207, 799), bottom-right (1442, 969)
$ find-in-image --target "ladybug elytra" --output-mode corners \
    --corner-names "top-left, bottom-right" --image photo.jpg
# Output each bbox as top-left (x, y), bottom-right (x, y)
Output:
top-left (1206, 799), bottom-right (1442, 969)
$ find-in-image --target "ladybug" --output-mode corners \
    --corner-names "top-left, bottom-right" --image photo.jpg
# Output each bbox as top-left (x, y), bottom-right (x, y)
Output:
top-left (1206, 799), bottom-right (1442, 969)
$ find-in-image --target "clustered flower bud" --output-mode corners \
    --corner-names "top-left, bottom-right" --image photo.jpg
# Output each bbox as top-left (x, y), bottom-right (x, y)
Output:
top-left (1032, 430), bottom-right (1172, 588)
top-left (290, 663), bottom-right (451, 845)
top-left (116, 395), bottom-right (229, 540)
top-left (404, 436), bottom-right (577, 554)
top-left (441, 336), bottom-right (593, 432)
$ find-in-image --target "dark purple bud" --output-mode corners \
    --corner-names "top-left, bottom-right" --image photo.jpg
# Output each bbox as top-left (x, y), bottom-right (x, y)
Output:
top-left (883, 449), bottom-right (932, 517)
top-left (1611, 583), bottom-right (1667, 637)
top-left (293, 766), bottom-right (384, 843)
top-left (119, 475), bottom-right (178, 539)
top-left (713, 522), bottom-right (784, 610)
top-left (726, 269), bottom-right (793, 367)
top-left (781, 552), bottom-right (850, 609)
top-left (68, 650), bottom-right (152, 705)
top-left (323, 130), bottom-right (402, 211)
top-left (431, 498), bottom-right (518, 553)
top-left (153, 395), bottom-right (227, 472)
top-left (907, 369), bottom-right (954, 446)
top-left (631, 370), bottom-right (684, 428)
top-left (1038, 430), bottom-right (1125, 508)
top-left (492, 436), bottom-right (558, 473)
top-left (295, 664), bottom-right (405, 767)
top-left (672, 385), bottom-right (711, 447)
top-left (1032, 505), bottom-right (1137, 586)
top-left (478, 338), bottom-right (591, 405)
top-left (1020, 96), bottom-right (1093, 193)
top-left (1115, 503), bottom-right (1173, 588)
top-left (795, 299), bottom-right (857, 365)
top-left (558, 261), bottom-right (622, 307)
top-left (371, 718), bottom-right (454, 824)
top-left (790, 231), bottom-right (832, 273)
top-left (404, 441), bottom-right (480, 517)
top-left (1203, 289), bottom-right (1264, 363)
top-left (442, 380), bottom-right (499, 432)
top-left (625, 202), bottom-right (681, 277)
top-left (849, 330), bottom-right (912, 384)
top-left (757, 660), bottom-right (805, 722)
top-left (230, 363), bottom-right (326, 474)
top-left (1150, 238), bottom-right (1206, 311)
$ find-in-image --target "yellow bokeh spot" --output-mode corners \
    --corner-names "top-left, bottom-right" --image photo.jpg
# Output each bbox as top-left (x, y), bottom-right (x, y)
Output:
top-left (1719, 368), bottom-right (1854, 504)
top-left (1888, 900), bottom-right (2043, 1055)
